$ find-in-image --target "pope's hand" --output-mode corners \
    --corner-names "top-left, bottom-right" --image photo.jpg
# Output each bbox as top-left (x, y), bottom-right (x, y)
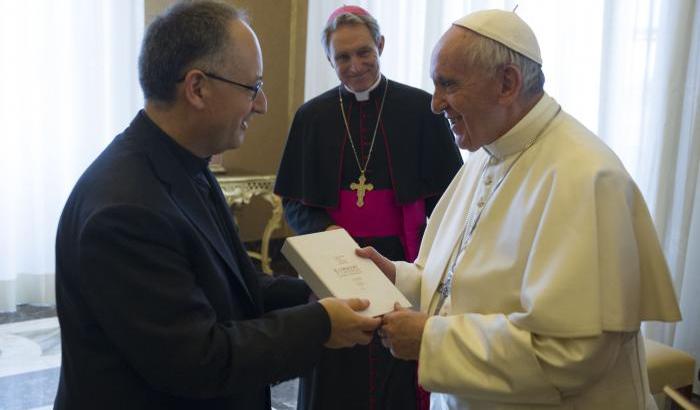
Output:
top-left (355, 246), bottom-right (396, 283)
top-left (319, 298), bottom-right (381, 349)
top-left (379, 303), bottom-right (428, 360)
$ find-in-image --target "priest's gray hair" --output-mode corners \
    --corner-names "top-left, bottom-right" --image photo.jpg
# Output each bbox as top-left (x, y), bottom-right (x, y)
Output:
top-left (465, 33), bottom-right (545, 98)
top-left (138, 0), bottom-right (247, 103)
top-left (322, 13), bottom-right (382, 58)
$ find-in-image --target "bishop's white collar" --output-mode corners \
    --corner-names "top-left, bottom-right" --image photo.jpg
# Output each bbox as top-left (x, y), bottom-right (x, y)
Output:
top-left (343, 74), bottom-right (383, 102)
top-left (484, 93), bottom-right (560, 160)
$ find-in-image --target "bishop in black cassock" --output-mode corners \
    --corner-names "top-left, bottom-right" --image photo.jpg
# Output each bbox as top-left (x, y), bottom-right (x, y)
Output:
top-left (275, 75), bottom-right (462, 410)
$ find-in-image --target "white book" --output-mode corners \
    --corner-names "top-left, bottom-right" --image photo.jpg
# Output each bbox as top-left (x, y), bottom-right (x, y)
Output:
top-left (281, 229), bottom-right (412, 317)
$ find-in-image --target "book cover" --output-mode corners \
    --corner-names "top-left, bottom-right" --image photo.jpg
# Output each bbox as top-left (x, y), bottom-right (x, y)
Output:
top-left (281, 229), bottom-right (412, 317)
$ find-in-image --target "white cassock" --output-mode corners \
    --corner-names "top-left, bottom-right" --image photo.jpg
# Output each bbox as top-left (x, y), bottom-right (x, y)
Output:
top-left (394, 93), bottom-right (681, 409)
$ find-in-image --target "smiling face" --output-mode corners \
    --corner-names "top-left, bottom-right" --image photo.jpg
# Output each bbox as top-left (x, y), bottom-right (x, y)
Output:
top-left (430, 28), bottom-right (505, 151)
top-left (207, 20), bottom-right (267, 152)
top-left (328, 24), bottom-right (384, 92)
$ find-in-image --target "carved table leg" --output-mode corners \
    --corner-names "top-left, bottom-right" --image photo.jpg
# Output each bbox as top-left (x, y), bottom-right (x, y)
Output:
top-left (260, 193), bottom-right (283, 274)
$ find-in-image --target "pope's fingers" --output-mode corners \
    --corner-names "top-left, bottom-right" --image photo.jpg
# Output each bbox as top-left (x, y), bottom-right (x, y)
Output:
top-left (355, 246), bottom-right (377, 259)
top-left (381, 311), bottom-right (398, 325)
top-left (355, 247), bottom-right (397, 283)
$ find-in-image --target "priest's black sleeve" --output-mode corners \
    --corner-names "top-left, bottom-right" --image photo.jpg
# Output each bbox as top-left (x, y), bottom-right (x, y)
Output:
top-left (283, 198), bottom-right (335, 234)
top-left (257, 273), bottom-right (312, 312)
top-left (74, 205), bottom-right (330, 398)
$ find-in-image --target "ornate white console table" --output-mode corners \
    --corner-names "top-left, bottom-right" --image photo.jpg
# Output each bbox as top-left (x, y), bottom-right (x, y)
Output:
top-left (214, 174), bottom-right (282, 274)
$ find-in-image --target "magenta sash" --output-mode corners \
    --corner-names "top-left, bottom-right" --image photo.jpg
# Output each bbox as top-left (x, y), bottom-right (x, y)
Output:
top-left (327, 189), bottom-right (425, 262)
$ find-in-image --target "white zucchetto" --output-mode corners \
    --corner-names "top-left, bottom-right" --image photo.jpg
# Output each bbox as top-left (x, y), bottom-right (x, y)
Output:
top-left (453, 9), bottom-right (542, 65)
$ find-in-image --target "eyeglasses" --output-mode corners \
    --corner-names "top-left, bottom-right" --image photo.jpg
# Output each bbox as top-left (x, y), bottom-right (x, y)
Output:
top-left (177, 70), bottom-right (263, 100)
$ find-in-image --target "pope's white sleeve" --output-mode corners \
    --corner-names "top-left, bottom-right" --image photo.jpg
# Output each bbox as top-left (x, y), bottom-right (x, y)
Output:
top-left (394, 261), bottom-right (422, 308)
top-left (532, 331), bottom-right (627, 397)
top-left (418, 313), bottom-right (626, 405)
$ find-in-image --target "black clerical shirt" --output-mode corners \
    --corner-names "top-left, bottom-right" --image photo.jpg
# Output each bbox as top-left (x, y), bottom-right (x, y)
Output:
top-left (155, 130), bottom-right (238, 262)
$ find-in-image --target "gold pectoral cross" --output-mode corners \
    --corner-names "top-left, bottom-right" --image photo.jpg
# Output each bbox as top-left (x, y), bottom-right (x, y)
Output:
top-left (350, 172), bottom-right (373, 207)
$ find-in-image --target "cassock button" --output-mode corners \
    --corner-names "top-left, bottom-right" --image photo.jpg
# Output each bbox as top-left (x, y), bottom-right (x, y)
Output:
top-left (484, 176), bottom-right (493, 186)
top-left (477, 200), bottom-right (485, 208)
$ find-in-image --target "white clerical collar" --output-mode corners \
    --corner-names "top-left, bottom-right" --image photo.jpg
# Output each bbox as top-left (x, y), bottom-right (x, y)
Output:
top-left (343, 75), bottom-right (383, 101)
top-left (484, 93), bottom-right (561, 160)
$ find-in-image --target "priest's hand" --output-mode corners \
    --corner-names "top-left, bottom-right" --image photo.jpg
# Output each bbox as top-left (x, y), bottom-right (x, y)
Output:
top-left (356, 246), bottom-right (396, 283)
top-left (319, 298), bottom-right (381, 349)
top-left (379, 303), bottom-right (427, 360)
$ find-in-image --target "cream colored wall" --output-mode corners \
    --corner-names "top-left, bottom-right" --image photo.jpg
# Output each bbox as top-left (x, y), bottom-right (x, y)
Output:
top-left (144, 0), bottom-right (308, 241)
top-left (145, 0), bottom-right (174, 24)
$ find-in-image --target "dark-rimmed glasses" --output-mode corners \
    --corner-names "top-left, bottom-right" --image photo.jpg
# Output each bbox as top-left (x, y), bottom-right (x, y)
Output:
top-left (177, 71), bottom-right (263, 100)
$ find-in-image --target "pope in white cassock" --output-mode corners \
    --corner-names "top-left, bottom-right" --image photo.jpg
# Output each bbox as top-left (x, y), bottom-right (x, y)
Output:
top-left (358, 9), bottom-right (682, 410)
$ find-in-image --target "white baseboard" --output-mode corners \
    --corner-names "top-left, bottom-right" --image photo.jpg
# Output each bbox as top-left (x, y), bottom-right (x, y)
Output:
top-left (0, 273), bottom-right (55, 312)
top-left (0, 279), bottom-right (18, 312)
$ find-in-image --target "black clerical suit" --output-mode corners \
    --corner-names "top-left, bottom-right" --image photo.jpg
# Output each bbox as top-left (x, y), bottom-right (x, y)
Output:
top-left (54, 111), bottom-right (330, 410)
